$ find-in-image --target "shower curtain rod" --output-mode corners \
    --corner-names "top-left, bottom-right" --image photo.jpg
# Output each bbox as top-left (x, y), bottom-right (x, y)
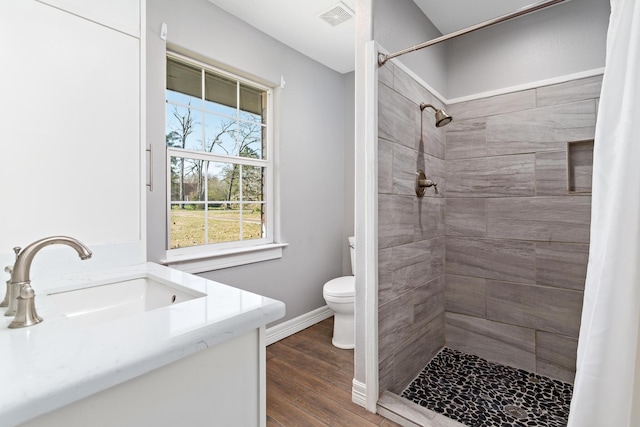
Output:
top-left (377, 0), bottom-right (566, 66)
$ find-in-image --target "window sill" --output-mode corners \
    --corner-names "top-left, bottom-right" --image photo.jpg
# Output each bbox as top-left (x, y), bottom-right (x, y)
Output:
top-left (160, 243), bottom-right (288, 274)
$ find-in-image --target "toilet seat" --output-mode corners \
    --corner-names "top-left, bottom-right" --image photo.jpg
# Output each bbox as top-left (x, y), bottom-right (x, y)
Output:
top-left (323, 276), bottom-right (355, 298)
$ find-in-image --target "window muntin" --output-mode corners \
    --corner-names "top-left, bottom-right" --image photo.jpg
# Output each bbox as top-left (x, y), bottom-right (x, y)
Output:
top-left (166, 55), bottom-right (271, 253)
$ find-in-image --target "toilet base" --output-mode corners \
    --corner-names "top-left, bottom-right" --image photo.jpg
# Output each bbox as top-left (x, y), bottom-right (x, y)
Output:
top-left (332, 337), bottom-right (354, 350)
top-left (331, 312), bottom-right (354, 349)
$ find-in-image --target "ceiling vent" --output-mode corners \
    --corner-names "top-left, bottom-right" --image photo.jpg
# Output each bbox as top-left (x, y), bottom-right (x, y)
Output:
top-left (319, 2), bottom-right (354, 27)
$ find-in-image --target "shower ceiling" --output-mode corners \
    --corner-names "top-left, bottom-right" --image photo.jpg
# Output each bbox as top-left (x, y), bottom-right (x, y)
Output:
top-left (206, 0), bottom-right (543, 73)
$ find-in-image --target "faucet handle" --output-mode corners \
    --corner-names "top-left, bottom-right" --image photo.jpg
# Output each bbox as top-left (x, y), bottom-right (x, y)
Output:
top-left (13, 247), bottom-right (21, 259)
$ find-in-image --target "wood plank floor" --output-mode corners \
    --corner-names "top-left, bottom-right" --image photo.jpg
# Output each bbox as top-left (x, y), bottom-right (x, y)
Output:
top-left (266, 317), bottom-right (401, 427)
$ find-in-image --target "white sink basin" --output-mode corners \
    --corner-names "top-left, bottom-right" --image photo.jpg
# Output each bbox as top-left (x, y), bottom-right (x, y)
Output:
top-left (46, 276), bottom-right (206, 325)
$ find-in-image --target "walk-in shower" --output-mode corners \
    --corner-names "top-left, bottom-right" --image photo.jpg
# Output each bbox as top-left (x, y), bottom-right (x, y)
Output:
top-left (373, 1), bottom-right (590, 425)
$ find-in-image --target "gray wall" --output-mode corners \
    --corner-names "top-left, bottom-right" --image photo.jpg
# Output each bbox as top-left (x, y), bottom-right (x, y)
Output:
top-left (445, 0), bottom-right (609, 99)
top-left (372, 0), bottom-right (447, 97)
top-left (444, 75), bottom-right (601, 384)
top-left (377, 63), bottom-right (446, 394)
top-left (371, 0), bottom-right (608, 100)
top-left (147, 0), bottom-right (352, 325)
top-left (343, 72), bottom-right (356, 275)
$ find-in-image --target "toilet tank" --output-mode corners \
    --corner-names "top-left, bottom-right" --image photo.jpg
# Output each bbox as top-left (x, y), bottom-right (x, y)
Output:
top-left (348, 236), bottom-right (355, 275)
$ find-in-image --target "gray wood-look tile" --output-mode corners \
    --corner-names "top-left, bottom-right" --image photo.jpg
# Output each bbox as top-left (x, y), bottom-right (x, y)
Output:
top-left (536, 75), bottom-right (603, 108)
top-left (392, 66), bottom-right (447, 158)
top-left (379, 194), bottom-right (414, 249)
top-left (419, 116), bottom-right (446, 160)
top-left (448, 89), bottom-right (536, 121)
top-left (446, 237), bottom-right (536, 284)
top-left (486, 280), bottom-right (583, 337)
top-left (379, 291), bottom-right (414, 364)
top-left (445, 312), bottom-right (536, 372)
top-left (536, 150), bottom-right (568, 196)
top-left (392, 237), bottom-right (445, 293)
top-left (485, 100), bottom-right (596, 156)
top-left (445, 117), bottom-right (487, 160)
top-left (413, 275), bottom-right (445, 331)
top-left (379, 82), bottom-right (418, 148)
top-left (378, 247), bottom-right (395, 306)
top-left (379, 61), bottom-right (394, 88)
top-left (486, 196), bottom-right (592, 243)
top-left (394, 65), bottom-right (441, 111)
top-left (445, 198), bottom-right (486, 237)
top-left (537, 359), bottom-right (576, 385)
top-left (415, 196), bottom-right (445, 241)
top-left (446, 312), bottom-right (535, 352)
top-left (446, 154), bottom-right (536, 198)
top-left (420, 153), bottom-right (446, 198)
top-left (536, 331), bottom-right (578, 384)
top-left (394, 313), bottom-right (444, 392)
top-left (379, 138), bottom-right (394, 195)
top-left (393, 143), bottom-right (420, 196)
top-left (445, 274), bottom-right (486, 317)
top-left (379, 353), bottom-right (395, 396)
top-left (535, 242), bottom-right (589, 291)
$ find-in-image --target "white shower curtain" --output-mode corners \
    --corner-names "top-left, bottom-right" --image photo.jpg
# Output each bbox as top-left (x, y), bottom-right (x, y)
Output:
top-left (568, 0), bottom-right (640, 426)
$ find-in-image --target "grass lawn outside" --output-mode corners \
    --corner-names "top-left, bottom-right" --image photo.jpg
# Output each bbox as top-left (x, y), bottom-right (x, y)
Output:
top-left (170, 208), bottom-right (263, 249)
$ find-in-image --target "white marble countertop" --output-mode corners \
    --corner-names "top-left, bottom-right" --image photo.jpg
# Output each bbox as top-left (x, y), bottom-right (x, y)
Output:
top-left (0, 263), bottom-right (285, 427)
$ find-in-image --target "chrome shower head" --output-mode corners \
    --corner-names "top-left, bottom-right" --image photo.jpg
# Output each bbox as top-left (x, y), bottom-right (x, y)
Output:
top-left (420, 103), bottom-right (453, 128)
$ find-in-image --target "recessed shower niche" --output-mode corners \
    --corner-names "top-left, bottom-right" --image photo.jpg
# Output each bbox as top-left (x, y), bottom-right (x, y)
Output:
top-left (567, 139), bottom-right (594, 193)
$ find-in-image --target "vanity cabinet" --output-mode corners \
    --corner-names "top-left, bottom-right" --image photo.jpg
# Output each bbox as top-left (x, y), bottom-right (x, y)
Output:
top-left (1, 263), bottom-right (282, 427)
top-left (20, 329), bottom-right (265, 427)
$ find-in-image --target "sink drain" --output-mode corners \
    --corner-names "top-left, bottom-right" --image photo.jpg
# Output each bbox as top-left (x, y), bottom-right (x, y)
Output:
top-left (503, 405), bottom-right (528, 419)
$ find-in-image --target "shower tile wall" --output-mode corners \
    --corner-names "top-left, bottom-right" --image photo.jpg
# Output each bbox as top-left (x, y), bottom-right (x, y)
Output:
top-left (444, 75), bottom-right (602, 384)
top-left (378, 63), bottom-right (446, 395)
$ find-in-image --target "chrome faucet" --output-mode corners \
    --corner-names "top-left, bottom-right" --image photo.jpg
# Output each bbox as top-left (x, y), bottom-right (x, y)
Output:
top-left (8, 236), bottom-right (92, 329)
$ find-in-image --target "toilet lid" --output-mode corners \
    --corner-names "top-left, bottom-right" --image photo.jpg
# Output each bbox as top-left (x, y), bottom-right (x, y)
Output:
top-left (324, 276), bottom-right (355, 297)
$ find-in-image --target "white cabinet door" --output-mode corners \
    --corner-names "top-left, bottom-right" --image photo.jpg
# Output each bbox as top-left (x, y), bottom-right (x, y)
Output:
top-left (0, 1), bottom-right (142, 258)
top-left (36, 0), bottom-right (140, 37)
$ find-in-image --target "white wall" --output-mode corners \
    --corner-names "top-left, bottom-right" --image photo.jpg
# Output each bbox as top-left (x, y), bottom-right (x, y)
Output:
top-left (372, 0), bottom-right (447, 97)
top-left (445, 0), bottom-right (610, 99)
top-left (147, 0), bottom-right (350, 325)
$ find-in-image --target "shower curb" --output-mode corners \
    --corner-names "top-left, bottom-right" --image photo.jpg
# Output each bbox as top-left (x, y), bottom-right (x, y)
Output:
top-left (377, 391), bottom-right (467, 427)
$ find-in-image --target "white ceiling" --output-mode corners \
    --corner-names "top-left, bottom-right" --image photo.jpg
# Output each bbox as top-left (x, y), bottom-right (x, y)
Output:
top-left (207, 0), bottom-right (541, 74)
top-left (208, 0), bottom-right (356, 74)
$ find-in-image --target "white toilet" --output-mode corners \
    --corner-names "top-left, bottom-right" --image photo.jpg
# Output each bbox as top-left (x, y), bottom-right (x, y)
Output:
top-left (323, 236), bottom-right (355, 349)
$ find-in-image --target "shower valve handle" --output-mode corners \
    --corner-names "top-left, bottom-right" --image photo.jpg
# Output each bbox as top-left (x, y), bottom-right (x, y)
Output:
top-left (420, 179), bottom-right (438, 194)
top-left (415, 170), bottom-right (438, 196)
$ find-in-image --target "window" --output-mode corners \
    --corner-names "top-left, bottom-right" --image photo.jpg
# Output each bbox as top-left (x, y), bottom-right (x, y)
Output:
top-left (163, 54), bottom-right (282, 270)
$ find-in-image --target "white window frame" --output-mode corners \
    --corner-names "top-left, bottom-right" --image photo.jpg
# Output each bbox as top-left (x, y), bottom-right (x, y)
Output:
top-left (161, 52), bottom-right (285, 273)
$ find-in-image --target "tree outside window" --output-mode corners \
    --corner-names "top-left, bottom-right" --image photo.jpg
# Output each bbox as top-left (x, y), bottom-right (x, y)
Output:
top-left (165, 56), bottom-right (269, 250)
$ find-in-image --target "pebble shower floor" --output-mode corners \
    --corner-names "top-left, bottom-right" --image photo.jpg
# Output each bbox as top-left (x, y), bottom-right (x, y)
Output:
top-left (401, 347), bottom-right (573, 427)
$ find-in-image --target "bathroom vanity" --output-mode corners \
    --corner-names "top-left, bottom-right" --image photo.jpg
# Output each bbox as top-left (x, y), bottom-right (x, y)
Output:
top-left (0, 263), bottom-right (285, 427)
top-left (0, 2), bottom-right (287, 424)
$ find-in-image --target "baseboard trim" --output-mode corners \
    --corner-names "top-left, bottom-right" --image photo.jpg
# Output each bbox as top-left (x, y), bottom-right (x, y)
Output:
top-left (265, 305), bottom-right (333, 345)
top-left (352, 379), bottom-right (368, 409)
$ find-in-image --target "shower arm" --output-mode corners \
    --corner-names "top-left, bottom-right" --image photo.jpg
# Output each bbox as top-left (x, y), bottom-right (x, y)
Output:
top-left (378, 0), bottom-right (566, 66)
